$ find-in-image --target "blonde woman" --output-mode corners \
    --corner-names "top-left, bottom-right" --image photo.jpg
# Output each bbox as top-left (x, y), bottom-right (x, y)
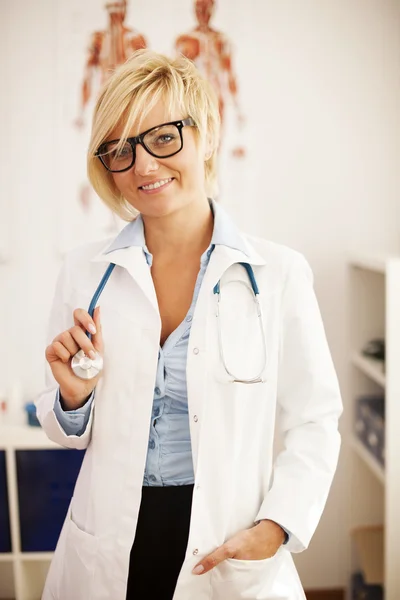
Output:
top-left (36, 50), bottom-right (342, 600)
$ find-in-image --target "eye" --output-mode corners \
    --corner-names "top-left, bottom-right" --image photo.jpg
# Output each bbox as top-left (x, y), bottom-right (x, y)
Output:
top-left (98, 140), bottom-right (133, 170)
top-left (107, 143), bottom-right (132, 161)
top-left (153, 133), bottom-right (177, 146)
top-left (145, 124), bottom-right (180, 148)
top-left (115, 146), bottom-right (131, 158)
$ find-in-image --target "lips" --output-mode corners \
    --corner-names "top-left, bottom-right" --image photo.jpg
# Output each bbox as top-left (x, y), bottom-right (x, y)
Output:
top-left (139, 177), bottom-right (174, 190)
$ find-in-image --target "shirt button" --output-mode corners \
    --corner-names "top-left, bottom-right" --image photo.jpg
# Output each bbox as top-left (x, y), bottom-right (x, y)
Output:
top-left (186, 315), bottom-right (193, 322)
top-left (149, 475), bottom-right (156, 482)
top-left (193, 415), bottom-right (198, 423)
top-left (193, 549), bottom-right (199, 555)
top-left (154, 387), bottom-right (161, 395)
top-left (193, 347), bottom-right (199, 355)
top-left (149, 440), bottom-right (155, 449)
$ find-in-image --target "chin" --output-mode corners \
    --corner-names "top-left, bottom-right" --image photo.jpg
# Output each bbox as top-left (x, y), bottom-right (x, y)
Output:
top-left (134, 196), bottom-right (186, 218)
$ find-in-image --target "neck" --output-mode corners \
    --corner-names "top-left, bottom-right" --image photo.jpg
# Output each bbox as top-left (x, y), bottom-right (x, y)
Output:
top-left (142, 197), bottom-right (214, 260)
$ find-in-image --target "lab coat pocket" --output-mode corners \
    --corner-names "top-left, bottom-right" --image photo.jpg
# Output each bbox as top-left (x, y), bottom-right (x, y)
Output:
top-left (59, 512), bottom-right (99, 600)
top-left (212, 548), bottom-right (288, 600)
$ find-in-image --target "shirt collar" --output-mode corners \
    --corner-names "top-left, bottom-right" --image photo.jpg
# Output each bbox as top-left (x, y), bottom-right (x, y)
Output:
top-left (103, 198), bottom-right (250, 261)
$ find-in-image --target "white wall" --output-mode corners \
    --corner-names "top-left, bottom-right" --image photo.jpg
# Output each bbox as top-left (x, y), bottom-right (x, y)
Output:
top-left (1, 0), bottom-right (400, 592)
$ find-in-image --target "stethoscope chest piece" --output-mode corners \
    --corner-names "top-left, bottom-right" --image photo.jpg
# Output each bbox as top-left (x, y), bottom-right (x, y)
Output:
top-left (71, 349), bottom-right (103, 380)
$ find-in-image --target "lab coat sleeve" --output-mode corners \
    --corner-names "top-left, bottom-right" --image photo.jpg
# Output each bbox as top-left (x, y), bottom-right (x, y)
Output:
top-left (35, 258), bottom-right (95, 450)
top-left (53, 388), bottom-right (95, 436)
top-left (254, 253), bottom-right (342, 553)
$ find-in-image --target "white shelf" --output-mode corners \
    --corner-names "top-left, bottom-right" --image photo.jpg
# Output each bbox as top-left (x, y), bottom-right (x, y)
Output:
top-left (0, 553), bottom-right (13, 562)
top-left (351, 352), bottom-right (386, 388)
top-left (16, 559), bottom-right (51, 600)
top-left (349, 255), bottom-right (400, 596)
top-left (350, 435), bottom-right (385, 485)
top-left (0, 429), bottom-right (68, 599)
top-left (16, 553), bottom-right (53, 562)
top-left (349, 254), bottom-right (388, 274)
top-left (0, 425), bottom-right (59, 450)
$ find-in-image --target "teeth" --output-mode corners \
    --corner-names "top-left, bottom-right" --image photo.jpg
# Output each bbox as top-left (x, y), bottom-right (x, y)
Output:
top-left (142, 178), bottom-right (172, 190)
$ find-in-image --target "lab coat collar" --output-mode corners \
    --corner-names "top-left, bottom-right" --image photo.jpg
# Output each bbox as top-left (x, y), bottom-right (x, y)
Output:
top-left (90, 200), bottom-right (266, 312)
top-left (98, 199), bottom-right (263, 263)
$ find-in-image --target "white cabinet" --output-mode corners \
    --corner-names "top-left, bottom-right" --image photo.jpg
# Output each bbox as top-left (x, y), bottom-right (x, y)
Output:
top-left (349, 255), bottom-right (400, 599)
top-left (0, 426), bottom-right (83, 600)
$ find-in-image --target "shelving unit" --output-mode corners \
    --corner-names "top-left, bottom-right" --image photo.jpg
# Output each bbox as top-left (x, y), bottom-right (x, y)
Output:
top-left (349, 255), bottom-right (400, 599)
top-left (0, 425), bottom-right (83, 600)
top-left (350, 435), bottom-right (385, 486)
top-left (350, 352), bottom-right (386, 388)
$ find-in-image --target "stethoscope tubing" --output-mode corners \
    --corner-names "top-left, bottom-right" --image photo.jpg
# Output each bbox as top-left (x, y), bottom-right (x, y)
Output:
top-left (70, 263), bottom-right (116, 379)
top-left (213, 263), bottom-right (266, 384)
top-left (86, 263), bottom-right (117, 340)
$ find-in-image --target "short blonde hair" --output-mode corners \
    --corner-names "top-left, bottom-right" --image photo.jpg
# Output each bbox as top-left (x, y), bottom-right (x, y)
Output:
top-left (88, 49), bottom-right (221, 221)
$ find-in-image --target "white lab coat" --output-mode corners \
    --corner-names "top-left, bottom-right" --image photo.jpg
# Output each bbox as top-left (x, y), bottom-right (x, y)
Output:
top-left (36, 229), bottom-right (342, 600)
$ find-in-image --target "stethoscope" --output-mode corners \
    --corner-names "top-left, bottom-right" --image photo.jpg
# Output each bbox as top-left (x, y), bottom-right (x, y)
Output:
top-left (71, 262), bottom-right (267, 383)
top-left (71, 263), bottom-right (116, 379)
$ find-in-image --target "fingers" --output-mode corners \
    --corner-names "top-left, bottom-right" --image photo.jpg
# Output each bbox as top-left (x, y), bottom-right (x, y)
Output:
top-left (73, 307), bottom-right (103, 353)
top-left (73, 308), bottom-right (97, 336)
top-left (91, 306), bottom-right (103, 353)
top-left (46, 341), bottom-right (72, 364)
top-left (46, 306), bottom-right (104, 368)
top-left (47, 325), bottom-right (97, 365)
top-left (55, 331), bottom-right (80, 358)
top-left (46, 307), bottom-right (103, 368)
top-left (192, 543), bottom-right (234, 575)
top-left (191, 526), bottom-right (281, 575)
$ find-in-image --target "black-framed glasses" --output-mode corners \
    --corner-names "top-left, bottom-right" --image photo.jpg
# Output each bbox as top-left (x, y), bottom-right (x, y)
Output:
top-left (96, 117), bottom-right (196, 173)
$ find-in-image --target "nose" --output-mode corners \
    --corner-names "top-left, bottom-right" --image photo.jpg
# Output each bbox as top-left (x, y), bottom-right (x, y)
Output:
top-left (133, 143), bottom-right (159, 176)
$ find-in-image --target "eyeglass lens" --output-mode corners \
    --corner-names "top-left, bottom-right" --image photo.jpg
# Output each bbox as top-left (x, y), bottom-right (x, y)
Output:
top-left (99, 123), bottom-right (183, 172)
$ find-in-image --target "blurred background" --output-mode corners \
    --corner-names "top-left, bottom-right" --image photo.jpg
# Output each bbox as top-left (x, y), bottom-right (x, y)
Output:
top-left (1, 0), bottom-right (400, 598)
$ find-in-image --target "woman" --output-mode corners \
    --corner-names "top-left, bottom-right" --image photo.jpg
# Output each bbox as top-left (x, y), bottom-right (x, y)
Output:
top-left (36, 49), bottom-right (342, 600)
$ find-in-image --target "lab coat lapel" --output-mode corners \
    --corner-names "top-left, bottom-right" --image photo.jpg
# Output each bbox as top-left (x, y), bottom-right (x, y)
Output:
top-left (89, 228), bottom-right (266, 314)
top-left (90, 245), bottom-right (159, 316)
top-left (200, 241), bottom-right (267, 295)
top-left (186, 240), bottom-right (267, 472)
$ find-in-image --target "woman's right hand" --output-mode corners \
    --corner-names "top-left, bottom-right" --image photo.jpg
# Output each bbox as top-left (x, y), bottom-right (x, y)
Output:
top-left (45, 307), bottom-right (103, 410)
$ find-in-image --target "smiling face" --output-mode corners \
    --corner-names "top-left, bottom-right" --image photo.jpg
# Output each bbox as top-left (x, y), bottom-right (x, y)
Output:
top-left (88, 51), bottom-right (221, 221)
top-left (107, 99), bottom-right (209, 218)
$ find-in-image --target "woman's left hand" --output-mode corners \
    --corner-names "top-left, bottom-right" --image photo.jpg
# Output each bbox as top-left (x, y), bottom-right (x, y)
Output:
top-left (192, 519), bottom-right (286, 575)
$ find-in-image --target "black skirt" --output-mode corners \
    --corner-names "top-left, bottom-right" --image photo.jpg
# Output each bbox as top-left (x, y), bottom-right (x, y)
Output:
top-left (126, 484), bottom-right (194, 600)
